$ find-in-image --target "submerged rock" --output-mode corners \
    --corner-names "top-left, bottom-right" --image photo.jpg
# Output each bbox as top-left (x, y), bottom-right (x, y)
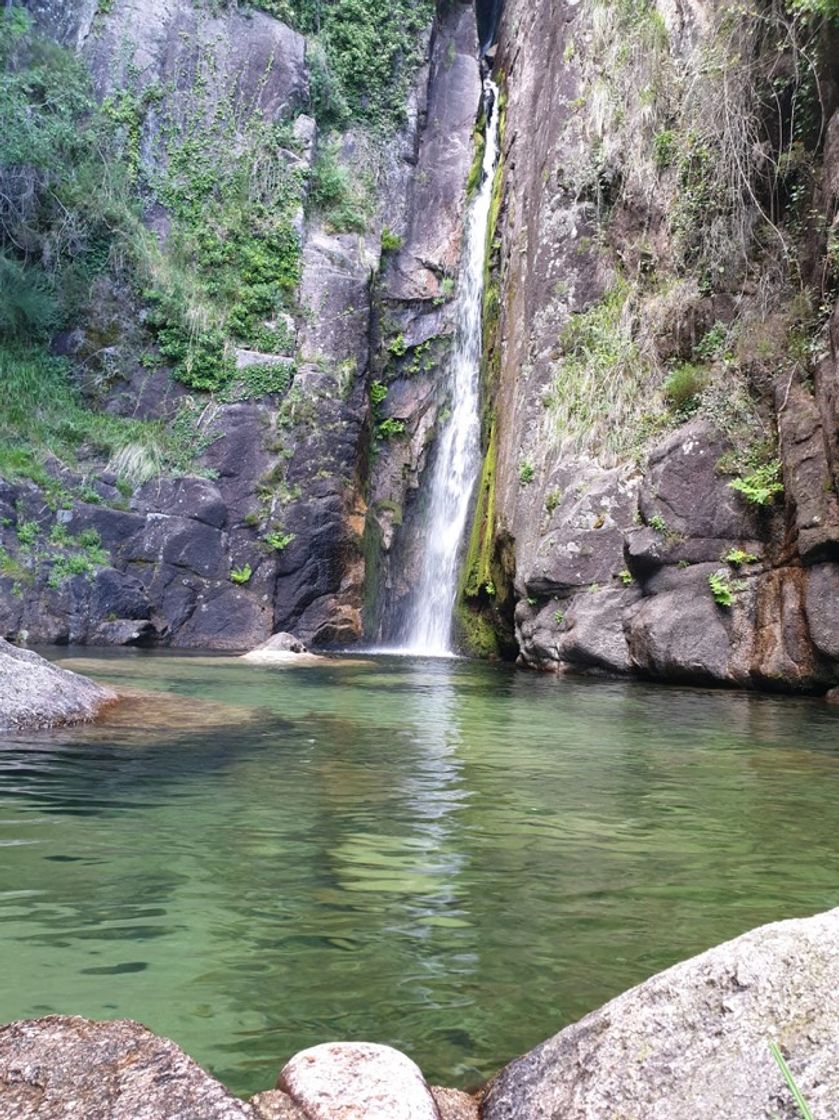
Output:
top-left (277, 1041), bottom-right (441, 1120)
top-left (0, 1016), bottom-right (254, 1120)
top-left (0, 639), bottom-right (116, 731)
top-left (481, 907), bottom-right (839, 1120)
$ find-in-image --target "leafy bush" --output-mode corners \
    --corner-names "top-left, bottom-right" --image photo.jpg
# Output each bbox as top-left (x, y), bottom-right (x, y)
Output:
top-left (723, 547), bottom-right (757, 566)
top-left (729, 460), bottom-right (784, 506)
top-left (380, 226), bottom-right (402, 251)
top-left (663, 362), bottom-right (707, 414)
top-left (519, 461), bottom-right (535, 485)
top-left (377, 417), bottom-right (405, 438)
top-left (708, 570), bottom-right (734, 607)
top-left (230, 564), bottom-right (253, 584)
top-left (264, 529), bottom-right (296, 551)
top-left (307, 143), bottom-right (368, 232)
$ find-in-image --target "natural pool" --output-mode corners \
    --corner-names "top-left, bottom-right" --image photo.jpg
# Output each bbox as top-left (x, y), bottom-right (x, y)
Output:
top-left (2, 650), bottom-right (839, 1097)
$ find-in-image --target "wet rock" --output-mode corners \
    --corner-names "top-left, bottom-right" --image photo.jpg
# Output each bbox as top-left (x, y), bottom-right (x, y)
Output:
top-left (277, 1041), bottom-right (440, 1120)
top-left (90, 568), bottom-right (152, 621)
top-left (0, 1015), bottom-right (254, 1120)
top-left (777, 373), bottom-right (839, 562)
top-left (250, 1090), bottom-right (308, 1120)
top-left (482, 907), bottom-right (839, 1120)
top-left (0, 640), bottom-right (116, 731)
top-left (173, 587), bottom-right (274, 651)
top-left (251, 631), bottom-right (309, 654)
top-left (804, 562), bottom-right (839, 659)
top-left (625, 569), bottom-right (736, 684)
top-left (559, 586), bottom-right (641, 673)
top-left (430, 1086), bottom-right (479, 1120)
top-left (89, 619), bottom-right (157, 646)
top-left (123, 515), bottom-right (227, 581)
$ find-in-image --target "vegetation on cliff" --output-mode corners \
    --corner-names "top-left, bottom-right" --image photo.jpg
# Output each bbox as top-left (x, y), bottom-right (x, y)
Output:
top-left (541, 0), bottom-right (838, 487)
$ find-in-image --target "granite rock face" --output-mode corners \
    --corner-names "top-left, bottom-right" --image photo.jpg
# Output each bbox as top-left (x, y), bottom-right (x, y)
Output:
top-left (0, 640), bottom-right (116, 731)
top-left (482, 907), bottom-right (839, 1120)
top-left (0, 1016), bottom-right (255, 1120)
top-left (277, 1041), bottom-right (442, 1120)
top-left (465, 0), bottom-right (839, 692)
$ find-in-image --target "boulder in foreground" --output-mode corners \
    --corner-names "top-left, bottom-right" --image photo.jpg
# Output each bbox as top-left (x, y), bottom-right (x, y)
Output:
top-left (482, 906), bottom-right (839, 1120)
top-left (0, 1016), bottom-right (253, 1120)
top-left (277, 1040), bottom-right (441, 1120)
top-left (0, 639), bottom-right (116, 731)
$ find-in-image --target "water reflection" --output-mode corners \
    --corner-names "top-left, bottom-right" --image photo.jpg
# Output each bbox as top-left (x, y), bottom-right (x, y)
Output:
top-left (1, 651), bottom-right (838, 1094)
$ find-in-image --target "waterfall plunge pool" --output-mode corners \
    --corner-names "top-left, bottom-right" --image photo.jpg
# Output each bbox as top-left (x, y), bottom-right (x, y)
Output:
top-left (2, 648), bottom-right (839, 1096)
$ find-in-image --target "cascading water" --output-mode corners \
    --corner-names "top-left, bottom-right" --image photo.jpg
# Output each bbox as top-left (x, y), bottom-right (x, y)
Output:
top-left (398, 78), bottom-right (500, 656)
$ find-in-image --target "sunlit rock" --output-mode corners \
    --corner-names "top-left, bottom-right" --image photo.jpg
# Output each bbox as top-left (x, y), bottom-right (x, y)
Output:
top-left (482, 907), bottom-right (839, 1120)
top-left (0, 640), bottom-right (116, 731)
top-left (277, 1041), bottom-right (441, 1120)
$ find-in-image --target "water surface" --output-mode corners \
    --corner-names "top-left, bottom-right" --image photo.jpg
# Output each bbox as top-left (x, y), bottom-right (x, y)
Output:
top-left (1, 650), bottom-right (838, 1095)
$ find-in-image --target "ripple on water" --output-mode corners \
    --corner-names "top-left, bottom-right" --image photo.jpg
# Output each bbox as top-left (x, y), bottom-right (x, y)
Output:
top-left (1, 649), bottom-right (839, 1095)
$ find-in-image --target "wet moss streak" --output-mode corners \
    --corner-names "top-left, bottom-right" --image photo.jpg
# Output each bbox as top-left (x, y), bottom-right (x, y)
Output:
top-left (455, 79), bottom-right (513, 659)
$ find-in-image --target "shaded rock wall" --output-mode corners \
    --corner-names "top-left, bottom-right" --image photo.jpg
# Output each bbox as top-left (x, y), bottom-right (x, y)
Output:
top-left (5, 0), bottom-right (479, 651)
top-left (471, 0), bottom-right (839, 691)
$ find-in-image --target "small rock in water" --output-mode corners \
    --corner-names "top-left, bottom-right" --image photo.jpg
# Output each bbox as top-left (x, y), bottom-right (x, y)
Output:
top-left (241, 632), bottom-right (313, 663)
top-left (277, 1041), bottom-right (441, 1120)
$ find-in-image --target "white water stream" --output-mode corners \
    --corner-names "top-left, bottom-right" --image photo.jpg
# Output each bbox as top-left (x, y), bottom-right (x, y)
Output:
top-left (399, 79), bottom-right (500, 656)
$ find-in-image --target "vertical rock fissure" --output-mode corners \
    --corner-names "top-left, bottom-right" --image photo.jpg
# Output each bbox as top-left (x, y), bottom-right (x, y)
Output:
top-left (394, 77), bottom-right (501, 655)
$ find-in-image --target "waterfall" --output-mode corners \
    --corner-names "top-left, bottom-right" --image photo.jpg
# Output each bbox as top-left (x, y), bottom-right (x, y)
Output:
top-left (398, 78), bottom-right (500, 656)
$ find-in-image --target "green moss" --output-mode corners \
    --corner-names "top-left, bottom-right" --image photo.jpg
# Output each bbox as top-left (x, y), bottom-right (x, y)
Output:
top-left (453, 599), bottom-right (503, 659)
top-left (462, 419), bottom-right (498, 600)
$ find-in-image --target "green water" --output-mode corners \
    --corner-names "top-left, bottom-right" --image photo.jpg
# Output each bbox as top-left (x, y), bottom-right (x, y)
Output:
top-left (2, 650), bottom-right (839, 1096)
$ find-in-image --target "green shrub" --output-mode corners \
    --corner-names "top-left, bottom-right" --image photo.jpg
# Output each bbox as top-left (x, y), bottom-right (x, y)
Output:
top-left (519, 461), bottom-right (535, 485)
top-left (0, 345), bottom-right (206, 487)
top-left (370, 380), bottom-right (388, 405)
top-left (545, 488), bottom-right (563, 513)
top-left (264, 529), bottom-right (296, 551)
top-left (377, 417), bottom-right (405, 438)
top-left (380, 227), bottom-right (402, 251)
top-left (723, 547), bottom-right (757, 566)
top-left (230, 563), bottom-right (253, 584)
top-left (663, 362), bottom-right (707, 414)
top-left (709, 570), bottom-right (734, 607)
top-left (729, 460), bottom-right (784, 506)
top-left (307, 144), bottom-right (368, 233)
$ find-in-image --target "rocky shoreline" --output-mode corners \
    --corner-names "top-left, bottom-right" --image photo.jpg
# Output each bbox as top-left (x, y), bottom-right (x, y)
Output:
top-left (1, 908), bottom-right (837, 1119)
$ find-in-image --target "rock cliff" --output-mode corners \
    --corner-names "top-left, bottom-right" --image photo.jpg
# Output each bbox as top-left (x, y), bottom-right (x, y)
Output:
top-left (3, 0), bottom-right (839, 693)
top-left (2, 0), bottom-right (478, 650)
top-left (462, 0), bottom-right (839, 690)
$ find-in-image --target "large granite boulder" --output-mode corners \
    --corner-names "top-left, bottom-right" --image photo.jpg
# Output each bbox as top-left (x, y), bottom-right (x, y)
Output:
top-left (277, 1041), bottom-right (441, 1120)
top-left (0, 1016), bottom-right (254, 1120)
top-left (0, 640), bottom-right (116, 731)
top-left (482, 907), bottom-right (839, 1120)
